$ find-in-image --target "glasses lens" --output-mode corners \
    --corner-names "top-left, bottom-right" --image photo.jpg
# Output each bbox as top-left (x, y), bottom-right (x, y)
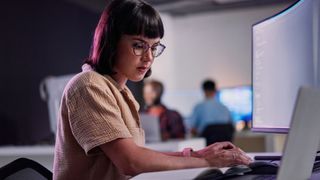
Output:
top-left (153, 44), bottom-right (166, 57)
top-left (132, 43), bottom-right (145, 56)
top-left (133, 43), bottom-right (166, 57)
top-left (133, 48), bottom-right (143, 56)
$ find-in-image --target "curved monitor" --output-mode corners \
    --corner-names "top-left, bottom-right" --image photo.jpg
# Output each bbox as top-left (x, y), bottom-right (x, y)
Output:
top-left (252, 0), bottom-right (314, 133)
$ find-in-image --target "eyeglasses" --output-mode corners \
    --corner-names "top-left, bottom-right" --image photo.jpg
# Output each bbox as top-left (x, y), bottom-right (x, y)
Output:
top-left (132, 42), bottom-right (166, 58)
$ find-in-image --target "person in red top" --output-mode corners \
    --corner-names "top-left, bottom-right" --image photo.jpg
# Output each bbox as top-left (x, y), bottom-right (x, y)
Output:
top-left (142, 80), bottom-right (185, 141)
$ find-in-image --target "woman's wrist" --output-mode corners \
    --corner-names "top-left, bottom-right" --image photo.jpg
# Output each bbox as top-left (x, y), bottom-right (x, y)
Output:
top-left (182, 148), bottom-right (193, 157)
top-left (182, 148), bottom-right (209, 168)
top-left (182, 148), bottom-right (203, 158)
top-left (192, 149), bottom-right (204, 158)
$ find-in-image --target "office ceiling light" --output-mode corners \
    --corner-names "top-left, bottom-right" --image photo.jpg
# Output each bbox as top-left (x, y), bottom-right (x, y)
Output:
top-left (154, 0), bottom-right (214, 12)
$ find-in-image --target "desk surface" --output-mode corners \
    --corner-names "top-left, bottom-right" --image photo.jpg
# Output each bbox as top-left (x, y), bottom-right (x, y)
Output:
top-left (132, 152), bottom-right (281, 180)
top-left (0, 145), bottom-right (55, 156)
top-left (133, 152), bottom-right (320, 180)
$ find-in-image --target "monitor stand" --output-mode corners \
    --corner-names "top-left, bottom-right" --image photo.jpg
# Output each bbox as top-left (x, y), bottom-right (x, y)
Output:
top-left (276, 86), bottom-right (320, 180)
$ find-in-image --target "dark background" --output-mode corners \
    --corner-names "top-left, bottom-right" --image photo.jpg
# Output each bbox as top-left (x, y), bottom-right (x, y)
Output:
top-left (0, 0), bottom-right (143, 145)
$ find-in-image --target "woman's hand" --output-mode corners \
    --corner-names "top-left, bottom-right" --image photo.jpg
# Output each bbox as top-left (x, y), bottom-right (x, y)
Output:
top-left (193, 142), bottom-right (252, 167)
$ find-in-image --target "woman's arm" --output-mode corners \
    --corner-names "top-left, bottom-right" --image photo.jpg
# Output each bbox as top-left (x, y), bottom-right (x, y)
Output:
top-left (161, 151), bottom-right (183, 157)
top-left (161, 149), bottom-right (201, 158)
top-left (100, 138), bottom-right (251, 176)
top-left (100, 138), bottom-right (208, 176)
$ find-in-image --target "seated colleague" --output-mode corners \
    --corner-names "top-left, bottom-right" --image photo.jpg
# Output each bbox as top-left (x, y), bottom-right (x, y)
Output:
top-left (190, 79), bottom-right (235, 145)
top-left (53, 1), bottom-right (252, 180)
top-left (142, 80), bottom-right (185, 141)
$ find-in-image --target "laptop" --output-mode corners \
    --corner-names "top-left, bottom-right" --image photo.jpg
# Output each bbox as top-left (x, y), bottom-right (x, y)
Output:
top-left (277, 86), bottom-right (320, 179)
top-left (139, 113), bottom-right (162, 143)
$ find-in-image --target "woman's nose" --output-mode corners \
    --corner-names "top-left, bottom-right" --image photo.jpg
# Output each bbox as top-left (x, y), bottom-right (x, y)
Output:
top-left (143, 48), bottom-right (154, 62)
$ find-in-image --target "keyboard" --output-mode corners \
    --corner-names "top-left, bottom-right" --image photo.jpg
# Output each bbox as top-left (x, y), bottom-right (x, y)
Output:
top-left (252, 175), bottom-right (277, 180)
top-left (313, 161), bottom-right (320, 172)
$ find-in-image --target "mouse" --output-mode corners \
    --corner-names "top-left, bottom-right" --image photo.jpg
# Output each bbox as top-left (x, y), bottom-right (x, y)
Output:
top-left (225, 164), bottom-right (252, 176)
top-left (312, 161), bottom-right (320, 172)
top-left (248, 161), bottom-right (279, 175)
top-left (194, 168), bottom-right (223, 180)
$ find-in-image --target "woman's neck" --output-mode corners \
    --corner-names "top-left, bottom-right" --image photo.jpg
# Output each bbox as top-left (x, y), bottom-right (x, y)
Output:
top-left (111, 74), bottom-right (127, 89)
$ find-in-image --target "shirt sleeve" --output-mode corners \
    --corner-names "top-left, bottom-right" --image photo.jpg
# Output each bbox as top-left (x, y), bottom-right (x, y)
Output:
top-left (66, 84), bottom-right (132, 155)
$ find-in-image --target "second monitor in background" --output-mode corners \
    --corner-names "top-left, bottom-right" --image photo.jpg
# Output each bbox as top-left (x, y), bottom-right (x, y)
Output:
top-left (217, 85), bottom-right (252, 130)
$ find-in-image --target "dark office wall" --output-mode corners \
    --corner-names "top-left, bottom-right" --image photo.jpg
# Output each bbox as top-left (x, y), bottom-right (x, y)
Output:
top-left (1, 0), bottom-right (144, 145)
top-left (0, 0), bottom-right (100, 145)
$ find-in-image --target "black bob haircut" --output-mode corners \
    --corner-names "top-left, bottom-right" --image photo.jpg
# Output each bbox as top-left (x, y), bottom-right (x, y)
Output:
top-left (202, 80), bottom-right (217, 92)
top-left (85, 0), bottom-right (164, 77)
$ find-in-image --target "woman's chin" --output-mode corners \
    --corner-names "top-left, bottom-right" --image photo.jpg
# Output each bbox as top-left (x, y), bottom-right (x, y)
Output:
top-left (129, 75), bottom-right (145, 82)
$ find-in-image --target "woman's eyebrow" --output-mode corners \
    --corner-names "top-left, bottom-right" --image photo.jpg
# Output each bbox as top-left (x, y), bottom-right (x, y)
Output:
top-left (132, 37), bottom-right (145, 42)
top-left (132, 37), bottom-right (160, 45)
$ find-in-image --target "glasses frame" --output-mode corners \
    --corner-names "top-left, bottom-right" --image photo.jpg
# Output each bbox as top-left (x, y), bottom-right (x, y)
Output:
top-left (132, 42), bottom-right (166, 58)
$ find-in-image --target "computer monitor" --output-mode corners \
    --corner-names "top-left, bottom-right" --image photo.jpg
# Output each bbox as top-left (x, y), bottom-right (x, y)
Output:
top-left (252, 0), bottom-right (316, 133)
top-left (217, 86), bottom-right (252, 123)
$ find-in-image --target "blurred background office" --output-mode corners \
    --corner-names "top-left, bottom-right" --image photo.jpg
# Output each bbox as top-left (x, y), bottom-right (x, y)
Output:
top-left (0, 0), bottom-right (298, 170)
top-left (189, 79), bottom-right (235, 146)
top-left (141, 79), bottom-right (186, 141)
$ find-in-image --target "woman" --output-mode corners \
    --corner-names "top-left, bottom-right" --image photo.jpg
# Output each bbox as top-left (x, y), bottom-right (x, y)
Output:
top-left (142, 79), bottom-right (186, 141)
top-left (53, 0), bottom-right (252, 179)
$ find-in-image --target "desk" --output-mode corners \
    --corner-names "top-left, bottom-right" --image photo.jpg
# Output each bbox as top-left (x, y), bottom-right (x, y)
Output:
top-left (233, 131), bottom-right (286, 152)
top-left (133, 152), bottom-right (320, 180)
top-left (0, 145), bottom-right (55, 171)
top-left (132, 153), bottom-right (281, 180)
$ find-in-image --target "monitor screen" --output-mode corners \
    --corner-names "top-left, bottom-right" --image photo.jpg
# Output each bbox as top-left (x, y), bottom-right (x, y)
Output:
top-left (217, 86), bottom-right (252, 123)
top-left (252, 0), bottom-right (315, 133)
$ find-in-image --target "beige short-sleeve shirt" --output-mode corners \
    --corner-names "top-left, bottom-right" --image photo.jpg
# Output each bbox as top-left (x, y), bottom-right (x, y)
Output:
top-left (53, 70), bottom-right (145, 180)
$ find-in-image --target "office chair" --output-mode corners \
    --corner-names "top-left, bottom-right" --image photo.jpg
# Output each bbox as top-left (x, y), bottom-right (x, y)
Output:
top-left (0, 158), bottom-right (52, 180)
top-left (201, 123), bottom-right (235, 145)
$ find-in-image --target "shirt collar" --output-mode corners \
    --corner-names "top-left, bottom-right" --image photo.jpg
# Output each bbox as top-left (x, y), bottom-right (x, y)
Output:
top-left (81, 63), bottom-right (129, 92)
top-left (104, 75), bottom-right (130, 93)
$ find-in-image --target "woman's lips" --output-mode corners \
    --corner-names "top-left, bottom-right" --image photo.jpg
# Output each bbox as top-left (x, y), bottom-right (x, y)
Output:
top-left (137, 66), bottom-right (149, 73)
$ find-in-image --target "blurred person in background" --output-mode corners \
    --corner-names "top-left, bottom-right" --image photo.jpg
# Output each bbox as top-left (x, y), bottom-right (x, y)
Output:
top-left (142, 80), bottom-right (185, 141)
top-left (189, 79), bottom-right (235, 145)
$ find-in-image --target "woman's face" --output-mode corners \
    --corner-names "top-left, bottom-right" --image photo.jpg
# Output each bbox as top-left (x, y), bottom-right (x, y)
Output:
top-left (112, 35), bottom-right (161, 86)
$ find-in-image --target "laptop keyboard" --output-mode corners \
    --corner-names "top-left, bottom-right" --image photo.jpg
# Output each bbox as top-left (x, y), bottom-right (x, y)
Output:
top-left (252, 175), bottom-right (277, 180)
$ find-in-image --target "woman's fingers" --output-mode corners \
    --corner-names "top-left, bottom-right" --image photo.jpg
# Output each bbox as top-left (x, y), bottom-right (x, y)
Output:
top-left (232, 150), bottom-right (252, 165)
top-left (197, 141), bottom-right (253, 167)
top-left (203, 150), bottom-right (232, 167)
top-left (198, 141), bottom-right (236, 155)
top-left (235, 147), bottom-right (253, 164)
top-left (236, 147), bottom-right (248, 156)
top-left (219, 141), bottom-right (236, 149)
top-left (203, 148), bottom-right (252, 167)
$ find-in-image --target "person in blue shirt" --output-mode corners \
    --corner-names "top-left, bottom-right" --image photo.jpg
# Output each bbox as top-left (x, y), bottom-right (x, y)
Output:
top-left (190, 79), bottom-right (235, 145)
